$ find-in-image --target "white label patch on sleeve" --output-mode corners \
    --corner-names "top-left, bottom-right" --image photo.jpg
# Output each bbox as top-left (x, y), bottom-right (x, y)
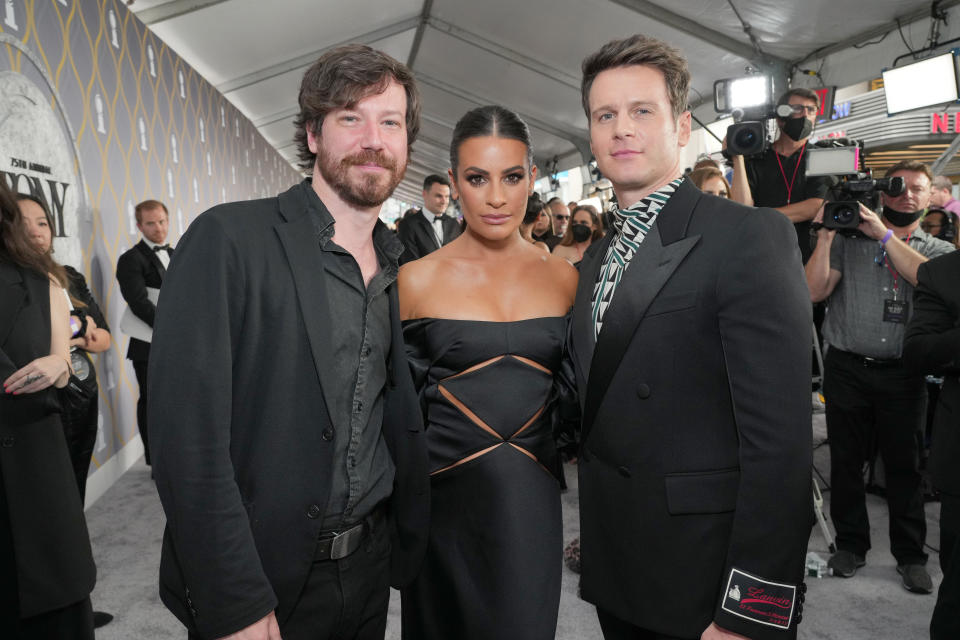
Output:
top-left (721, 568), bottom-right (796, 630)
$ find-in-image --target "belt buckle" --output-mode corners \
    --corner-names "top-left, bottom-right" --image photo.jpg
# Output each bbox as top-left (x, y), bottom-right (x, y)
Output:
top-left (327, 524), bottom-right (363, 560)
top-left (329, 530), bottom-right (350, 560)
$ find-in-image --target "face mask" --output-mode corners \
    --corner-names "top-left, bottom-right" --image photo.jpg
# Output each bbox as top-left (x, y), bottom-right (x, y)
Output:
top-left (571, 224), bottom-right (592, 243)
top-left (781, 116), bottom-right (813, 142)
top-left (883, 205), bottom-right (923, 227)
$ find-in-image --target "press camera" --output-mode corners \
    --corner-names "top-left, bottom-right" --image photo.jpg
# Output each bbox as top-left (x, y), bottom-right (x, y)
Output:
top-left (804, 141), bottom-right (905, 231)
top-left (713, 75), bottom-right (794, 155)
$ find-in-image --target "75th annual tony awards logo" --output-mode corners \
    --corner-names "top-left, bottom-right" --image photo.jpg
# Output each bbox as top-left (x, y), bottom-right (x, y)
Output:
top-left (0, 70), bottom-right (84, 267)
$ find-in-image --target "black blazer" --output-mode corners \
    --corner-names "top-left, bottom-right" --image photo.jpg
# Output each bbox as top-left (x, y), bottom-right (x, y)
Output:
top-left (569, 179), bottom-right (812, 640)
top-left (0, 263), bottom-right (96, 618)
top-left (116, 239), bottom-right (168, 361)
top-left (149, 182), bottom-right (429, 640)
top-left (396, 210), bottom-right (460, 264)
top-left (904, 250), bottom-right (960, 495)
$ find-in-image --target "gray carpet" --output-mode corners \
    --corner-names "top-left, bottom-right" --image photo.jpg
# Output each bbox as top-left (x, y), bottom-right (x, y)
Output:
top-left (86, 412), bottom-right (941, 639)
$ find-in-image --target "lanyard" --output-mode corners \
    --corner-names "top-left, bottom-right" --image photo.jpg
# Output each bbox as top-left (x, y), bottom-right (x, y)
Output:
top-left (774, 146), bottom-right (806, 204)
top-left (881, 231), bottom-right (913, 296)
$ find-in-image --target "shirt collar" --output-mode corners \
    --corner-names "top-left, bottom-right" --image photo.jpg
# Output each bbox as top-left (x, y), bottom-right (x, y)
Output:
top-left (420, 208), bottom-right (440, 224)
top-left (142, 236), bottom-right (169, 251)
top-left (300, 179), bottom-right (404, 263)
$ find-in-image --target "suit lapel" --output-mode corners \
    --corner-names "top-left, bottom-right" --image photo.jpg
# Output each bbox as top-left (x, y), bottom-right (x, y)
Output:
top-left (441, 215), bottom-right (459, 245)
top-left (275, 188), bottom-right (338, 425)
top-left (416, 212), bottom-right (441, 250)
top-left (0, 265), bottom-right (26, 348)
top-left (581, 179), bottom-right (702, 441)
top-left (570, 231), bottom-right (613, 396)
top-left (137, 240), bottom-right (166, 278)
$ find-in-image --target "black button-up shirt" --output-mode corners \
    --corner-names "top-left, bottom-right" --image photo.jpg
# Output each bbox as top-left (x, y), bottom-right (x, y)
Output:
top-left (302, 183), bottom-right (400, 528)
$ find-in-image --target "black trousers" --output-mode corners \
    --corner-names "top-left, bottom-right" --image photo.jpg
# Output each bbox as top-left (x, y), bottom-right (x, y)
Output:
top-left (0, 460), bottom-right (94, 639)
top-left (60, 394), bottom-right (98, 502)
top-left (931, 492), bottom-right (960, 640)
top-left (597, 608), bottom-right (693, 640)
top-left (189, 509), bottom-right (391, 640)
top-left (823, 349), bottom-right (928, 564)
top-left (132, 359), bottom-right (151, 465)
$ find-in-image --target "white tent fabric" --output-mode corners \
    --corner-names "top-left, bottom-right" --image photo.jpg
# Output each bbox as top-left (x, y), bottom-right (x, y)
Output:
top-left (130, 0), bottom-right (960, 203)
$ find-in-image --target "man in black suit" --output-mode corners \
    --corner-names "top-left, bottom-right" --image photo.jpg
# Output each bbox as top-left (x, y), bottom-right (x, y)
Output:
top-left (149, 45), bottom-right (428, 640)
top-left (116, 199), bottom-right (170, 466)
top-left (396, 174), bottom-right (460, 263)
top-left (904, 251), bottom-right (960, 640)
top-left (570, 35), bottom-right (812, 640)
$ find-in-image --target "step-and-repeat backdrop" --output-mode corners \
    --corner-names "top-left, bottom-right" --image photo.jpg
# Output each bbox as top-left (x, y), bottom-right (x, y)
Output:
top-left (1, 0), bottom-right (302, 504)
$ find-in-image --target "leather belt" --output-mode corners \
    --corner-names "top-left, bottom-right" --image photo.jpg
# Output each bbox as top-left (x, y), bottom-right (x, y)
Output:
top-left (832, 348), bottom-right (902, 368)
top-left (314, 521), bottom-right (367, 561)
top-left (313, 503), bottom-right (386, 561)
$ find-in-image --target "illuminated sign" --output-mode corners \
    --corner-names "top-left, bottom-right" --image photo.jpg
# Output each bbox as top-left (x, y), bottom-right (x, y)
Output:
top-left (831, 102), bottom-right (852, 120)
top-left (930, 112), bottom-right (960, 133)
top-left (815, 86), bottom-right (837, 124)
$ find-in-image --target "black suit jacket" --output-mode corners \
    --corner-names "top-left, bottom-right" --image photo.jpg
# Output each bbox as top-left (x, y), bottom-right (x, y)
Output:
top-left (396, 210), bottom-right (460, 263)
top-left (116, 239), bottom-right (168, 361)
top-left (149, 182), bottom-right (429, 640)
top-left (570, 178), bottom-right (812, 639)
top-left (0, 263), bottom-right (96, 617)
top-left (904, 250), bottom-right (960, 495)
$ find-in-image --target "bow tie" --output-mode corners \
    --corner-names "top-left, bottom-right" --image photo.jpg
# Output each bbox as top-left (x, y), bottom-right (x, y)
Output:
top-left (153, 244), bottom-right (171, 252)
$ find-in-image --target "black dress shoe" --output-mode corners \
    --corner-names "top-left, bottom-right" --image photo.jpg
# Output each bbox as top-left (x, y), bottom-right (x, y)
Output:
top-left (828, 550), bottom-right (865, 577)
top-left (897, 564), bottom-right (933, 594)
top-left (93, 611), bottom-right (114, 628)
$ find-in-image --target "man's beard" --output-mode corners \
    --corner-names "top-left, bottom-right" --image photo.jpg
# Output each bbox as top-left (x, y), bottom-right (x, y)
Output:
top-left (317, 148), bottom-right (406, 208)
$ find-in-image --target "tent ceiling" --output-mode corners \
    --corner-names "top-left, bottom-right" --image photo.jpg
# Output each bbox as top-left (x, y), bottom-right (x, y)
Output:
top-left (131, 0), bottom-right (960, 202)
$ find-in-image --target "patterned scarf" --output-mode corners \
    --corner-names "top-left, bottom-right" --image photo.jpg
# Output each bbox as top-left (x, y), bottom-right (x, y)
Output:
top-left (590, 178), bottom-right (682, 339)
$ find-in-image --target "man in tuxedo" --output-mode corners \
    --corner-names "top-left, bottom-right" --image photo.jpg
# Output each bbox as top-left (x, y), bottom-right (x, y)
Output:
top-left (149, 45), bottom-right (428, 640)
top-left (396, 174), bottom-right (460, 263)
top-left (570, 35), bottom-right (812, 640)
top-left (116, 199), bottom-right (170, 466)
top-left (904, 251), bottom-right (960, 639)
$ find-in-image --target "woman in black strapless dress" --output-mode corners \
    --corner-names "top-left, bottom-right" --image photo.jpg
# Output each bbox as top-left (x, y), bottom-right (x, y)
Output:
top-left (398, 106), bottom-right (578, 640)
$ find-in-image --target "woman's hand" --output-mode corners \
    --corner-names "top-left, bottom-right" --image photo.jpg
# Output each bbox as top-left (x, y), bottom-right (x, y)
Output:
top-left (69, 313), bottom-right (94, 347)
top-left (4, 354), bottom-right (71, 394)
top-left (69, 314), bottom-right (110, 351)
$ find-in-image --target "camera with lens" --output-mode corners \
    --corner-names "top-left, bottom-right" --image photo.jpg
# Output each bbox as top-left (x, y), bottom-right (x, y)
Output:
top-left (822, 175), bottom-right (905, 230)
top-left (802, 139), bottom-right (905, 231)
top-left (713, 75), bottom-right (794, 156)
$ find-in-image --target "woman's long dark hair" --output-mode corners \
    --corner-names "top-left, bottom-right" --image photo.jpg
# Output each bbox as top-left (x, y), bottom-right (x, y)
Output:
top-left (0, 181), bottom-right (68, 287)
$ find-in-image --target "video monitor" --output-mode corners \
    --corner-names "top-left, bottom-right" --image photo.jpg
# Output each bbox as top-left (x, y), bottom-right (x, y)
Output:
top-left (883, 51), bottom-right (960, 115)
top-left (806, 146), bottom-right (860, 177)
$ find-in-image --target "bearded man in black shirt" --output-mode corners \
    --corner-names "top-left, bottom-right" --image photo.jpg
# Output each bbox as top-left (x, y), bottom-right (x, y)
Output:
top-left (729, 88), bottom-right (833, 264)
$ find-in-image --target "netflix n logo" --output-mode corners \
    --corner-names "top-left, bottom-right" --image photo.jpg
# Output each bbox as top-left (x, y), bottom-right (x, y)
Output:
top-left (930, 112), bottom-right (960, 133)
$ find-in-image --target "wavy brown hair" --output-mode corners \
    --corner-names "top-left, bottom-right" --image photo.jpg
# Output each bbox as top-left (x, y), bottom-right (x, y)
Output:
top-left (581, 34), bottom-right (690, 121)
top-left (294, 44), bottom-right (421, 172)
top-left (1, 182), bottom-right (68, 287)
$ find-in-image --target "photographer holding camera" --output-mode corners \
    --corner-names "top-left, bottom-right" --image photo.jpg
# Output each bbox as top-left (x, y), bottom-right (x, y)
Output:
top-left (729, 88), bottom-right (834, 263)
top-left (805, 160), bottom-right (955, 593)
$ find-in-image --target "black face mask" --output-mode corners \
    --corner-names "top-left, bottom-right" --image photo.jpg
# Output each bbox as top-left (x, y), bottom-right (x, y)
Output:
top-left (883, 205), bottom-right (923, 227)
top-left (571, 224), bottom-right (592, 243)
top-left (781, 116), bottom-right (813, 142)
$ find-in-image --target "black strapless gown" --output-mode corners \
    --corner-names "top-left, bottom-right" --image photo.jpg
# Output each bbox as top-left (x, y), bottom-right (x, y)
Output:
top-left (400, 317), bottom-right (566, 640)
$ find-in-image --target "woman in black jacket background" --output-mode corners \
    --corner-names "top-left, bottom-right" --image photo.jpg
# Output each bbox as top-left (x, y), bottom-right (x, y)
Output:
top-left (17, 193), bottom-right (111, 501)
top-left (0, 181), bottom-right (96, 638)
